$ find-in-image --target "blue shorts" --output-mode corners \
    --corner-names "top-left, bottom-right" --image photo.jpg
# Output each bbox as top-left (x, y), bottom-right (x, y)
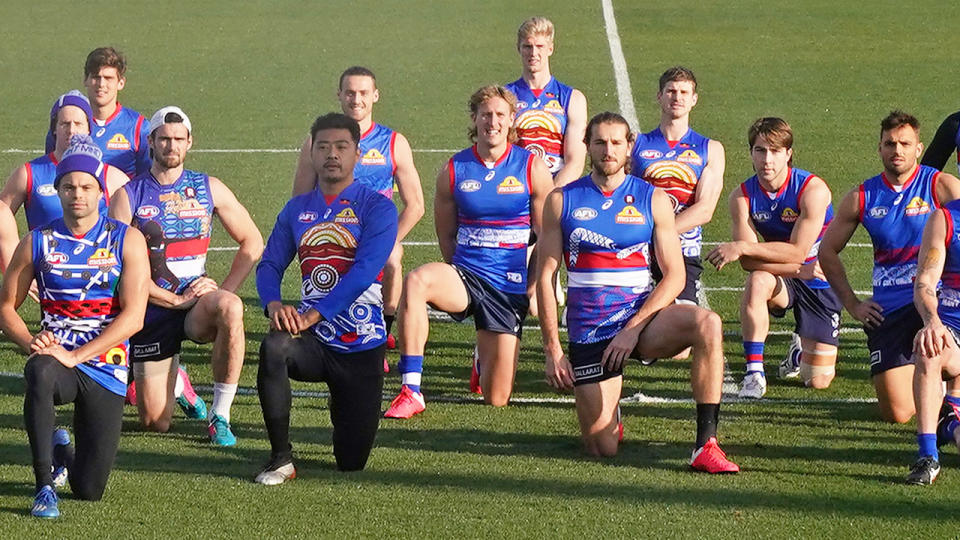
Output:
top-left (568, 337), bottom-right (647, 386)
top-left (770, 278), bottom-right (842, 346)
top-left (865, 304), bottom-right (921, 375)
top-left (651, 255), bottom-right (702, 304)
top-left (130, 305), bottom-right (190, 362)
top-left (450, 265), bottom-right (528, 338)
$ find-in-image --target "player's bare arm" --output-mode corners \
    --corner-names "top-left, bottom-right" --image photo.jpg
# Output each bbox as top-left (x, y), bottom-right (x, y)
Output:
top-left (0, 234), bottom-right (39, 350)
top-left (913, 209), bottom-right (951, 359)
top-left (536, 188), bottom-right (573, 389)
top-left (552, 89), bottom-right (587, 187)
top-left (106, 182), bottom-right (133, 223)
top-left (0, 201), bottom-right (19, 272)
top-left (820, 187), bottom-right (883, 328)
top-left (392, 133), bottom-right (424, 242)
top-left (291, 135), bottom-right (316, 197)
top-left (434, 164), bottom-right (458, 263)
top-left (603, 189), bottom-right (684, 369)
top-left (0, 164), bottom-right (29, 213)
top-left (210, 176), bottom-right (264, 292)
top-left (103, 165), bottom-right (130, 196)
top-left (675, 139), bottom-right (725, 234)
top-left (528, 156), bottom-right (553, 236)
top-left (935, 172), bottom-right (960, 206)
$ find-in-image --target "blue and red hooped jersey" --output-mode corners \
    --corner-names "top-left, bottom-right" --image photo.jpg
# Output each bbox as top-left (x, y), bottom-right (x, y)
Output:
top-left (561, 174), bottom-right (656, 344)
top-left (505, 77), bottom-right (574, 176)
top-left (449, 145), bottom-right (535, 295)
top-left (858, 165), bottom-right (942, 313)
top-left (354, 123), bottom-right (398, 198)
top-left (90, 104), bottom-right (151, 178)
top-left (32, 216), bottom-right (130, 396)
top-left (257, 182), bottom-right (397, 352)
top-left (23, 153), bottom-right (111, 231)
top-left (939, 200), bottom-right (960, 330)
top-left (630, 127), bottom-right (711, 257)
top-left (741, 168), bottom-right (834, 289)
top-left (123, 170), bottom-right (214, 295)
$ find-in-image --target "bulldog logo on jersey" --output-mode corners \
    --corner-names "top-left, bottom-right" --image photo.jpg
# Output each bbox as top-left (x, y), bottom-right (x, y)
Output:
top-left (106, 133), bottom-right (131, 150)
top-left (87, 248), bottom-right (117, 268)
top-left (37, 184), bottom-right (57, 197)
top-left (361, 149), bottom-right (387, 166)
top-left (780, 208), bottom-right (799, 223)
top-left (676, 150), bottom-right (703, 166)
top-left (497, 176), bottom-right (525, 194)
top-left (904, 197), bottom-right (931, 216)
top-left (334, 208), bottom-right (359, 224)
top-left (615, 205), bottom-right (646, 224)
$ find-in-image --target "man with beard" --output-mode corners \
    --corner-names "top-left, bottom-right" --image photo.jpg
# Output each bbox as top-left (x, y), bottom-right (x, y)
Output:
top-left (255, 112), bottom-right (397, 483)
top-left (109, 106), bottom-right (263, 445)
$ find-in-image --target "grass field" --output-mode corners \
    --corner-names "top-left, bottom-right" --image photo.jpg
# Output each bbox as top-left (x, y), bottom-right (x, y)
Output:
top-left (1, 0), bottom-right (960, 536)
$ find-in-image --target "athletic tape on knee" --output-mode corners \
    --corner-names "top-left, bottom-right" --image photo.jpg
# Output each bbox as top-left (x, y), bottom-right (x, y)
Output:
top-left (800, 361), bottom-right (835, 385)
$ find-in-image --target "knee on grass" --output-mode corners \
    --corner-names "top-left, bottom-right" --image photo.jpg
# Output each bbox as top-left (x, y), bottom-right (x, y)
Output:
top-left (583, 435), bottom-right (618, 458)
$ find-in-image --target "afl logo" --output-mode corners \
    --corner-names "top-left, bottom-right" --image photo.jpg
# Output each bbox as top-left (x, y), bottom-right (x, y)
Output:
top-left (298, 211), bottom-right (318, 223)
top-left (753, 211), bottom-right (772, 223)
top-left (45, 252), bottom-right (68, 264)
top-left (572, 207), bottom-right (598, 221)
top-left (136, 205), bottom-right (160, 219)
top-left (459, 180), bottom-right (481, 193)
top-left (639, 149), bottom-right (663, 160)
top-left (868, 206), bottom-right (888, 219)
top-left (37, 184), bottom-right (57, 197)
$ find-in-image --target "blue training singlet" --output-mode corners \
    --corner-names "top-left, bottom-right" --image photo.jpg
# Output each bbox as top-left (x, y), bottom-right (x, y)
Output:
top-left (740, 168), bottom-right (834, 289)
top-left (23, 153), bottom-right (110, 231)
top-left (937, 200), bottom-right (960, 330)
top-left (561, 174), bottom-right (656, 344)
top-left (32, 216), bottom-right (131, 395)
top-left (89, 104), bottom-right (151, 178)
top-left (506, 77), bottom-right (574, 176)
top-left (123, 170), bottom-right (214, 294)
top-left (859, 164), bottom-right (942, 313)
top-left (354, 123), bottom-right (398, 198)
top-left (449, 145), bottom-right (535, 295)
top-left (630, 127), bottom-right (711, 257)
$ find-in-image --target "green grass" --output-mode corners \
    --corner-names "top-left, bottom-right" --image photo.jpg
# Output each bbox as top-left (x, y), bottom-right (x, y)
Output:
top-left (1, 0), bottom-right (960, 536)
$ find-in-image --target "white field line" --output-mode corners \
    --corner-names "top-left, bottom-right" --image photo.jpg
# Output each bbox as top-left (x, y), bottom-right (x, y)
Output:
top-left (208, 242), bottom-right (873, 250)
top-left (0, 371), bottom-right (877, 405)
top-left (600, 0), bottom-right (639, 131)
top-left (2, 148), bottom-right (457, 154)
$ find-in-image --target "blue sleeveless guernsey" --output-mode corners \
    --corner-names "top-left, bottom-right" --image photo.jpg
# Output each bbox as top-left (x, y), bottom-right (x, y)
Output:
top-left (23, 153), bottom-right (110, 231)
top-left (740, 168), bottom-right (833, 289)
top-left (123, 170), bottom-right (214, 294)
top-left (630, 127), bottom-right (711, 257)
top-left (32, 216), bottom-right (131, 395)
top-left (939, 200), bottom-right (960, 330)
top-left (448, 145), bottom-right (535, 295)
top-left (505, 77), bottom-right (574, 176)
top-left (90, 104), bottom-right (151, 178)
top-left (858, 164), bottom-right (942, 313)
top-left (561, 174), bottom-right (656, 344)
top-left (354, 123), bottom-right (397, 198)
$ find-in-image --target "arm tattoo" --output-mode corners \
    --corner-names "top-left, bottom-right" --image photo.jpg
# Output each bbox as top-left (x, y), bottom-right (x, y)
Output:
top-left (920, 247), bottom-right (942, 272)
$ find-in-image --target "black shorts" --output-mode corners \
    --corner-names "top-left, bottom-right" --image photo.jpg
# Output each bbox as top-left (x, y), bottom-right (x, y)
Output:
top-left (770, 278), bottom-right (842, 346)
top-left (568, 338), bottom-right (643, 386)
top-left (449, 265), bottom-right (528, 337)
top-left (651, 254), bottom-right (702, 304)
top-left (130, 305), bottom-right (190, 362)
top-left (865, 304), bottom-right (922, 375)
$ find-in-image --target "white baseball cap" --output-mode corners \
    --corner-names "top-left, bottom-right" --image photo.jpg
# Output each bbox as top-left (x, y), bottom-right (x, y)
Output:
top-left (149, 105), bottom-right (192, 135)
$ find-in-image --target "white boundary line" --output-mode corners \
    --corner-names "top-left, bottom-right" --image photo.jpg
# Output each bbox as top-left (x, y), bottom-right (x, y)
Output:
top-left (206, 242), bottom-right (874, 250)
top-left (1, 148), bottom-right (457, 155)
top-left (600, 0), bottom-right (639, 131)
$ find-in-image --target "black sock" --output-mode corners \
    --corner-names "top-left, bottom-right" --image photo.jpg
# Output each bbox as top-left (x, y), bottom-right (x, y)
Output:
top-left (384, 314), bottom-right (395, 335)
top-left (695, 403), bottom-right (720, 448)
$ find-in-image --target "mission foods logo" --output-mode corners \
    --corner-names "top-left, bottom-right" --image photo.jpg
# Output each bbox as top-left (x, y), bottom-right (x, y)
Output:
top-left (904, 197), bottom-right (930, 216)
top-left (615, 205), bottom-right (645, 224)
top-left (87, 248), bottom-right (117, 268)
top-left (497, 176), bottom-right (525, 194)
top-left (334, 208), bottom-right (359, 224)
top-left (676, 149), bottom-right (702, 165)
top-left (361, 149), bottom-right (387, 166)
top-left (543, 100), bottom-right (564, 114)
top-left (780, 208), bottom-right (799, 223)
top-left (106, 133), bottom-right (131, 150)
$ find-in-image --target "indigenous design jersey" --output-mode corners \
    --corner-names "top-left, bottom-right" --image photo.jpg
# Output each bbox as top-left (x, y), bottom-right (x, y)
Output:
top-left (740, 168), bottom-right (833, 289)
top-left (448, 145), bottom-right (535, 295)
top-left (505, 77), bottom-right (573, 176)
top-left (858, 165), bottom-right (941, 313)
top-left (354, 123), bottom-right (398, 198)
top-left (561, 174), bottom-right (655, 344)
top-left (23, 153), bottom-right (109, 231)
top-left (630, 127), bottom-right (710, 257)
top-left (91, 104), bottom-right (151, 178)
top-left (32, 216), bottom-right (130, 396)
top-left (257, 182), bottom-right (398, 352)
top-left (124, 170), bottom-right (214, 294)
top-left (940, 200), bottom-right (960, 330)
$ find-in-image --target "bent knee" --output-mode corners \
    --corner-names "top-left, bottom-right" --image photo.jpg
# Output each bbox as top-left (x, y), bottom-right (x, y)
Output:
top-left (583, 436), bottom-right (619, 458)
top-left (744, 271), bottom-right (777, 293)
top-left (806, 375), bottom-right (835, 389)
top-left (141, 417), bottom-right (171, 433)
top-left (71, 484), bottom-right (106, 502)
top-left (215, 292), bottom-right (244, 322)
top-left (259, 332), bottom-right (297, 365)
top-left (881, 406), bottom-right (915, 424)
top-left (24, 355), bottom-right (59, 391)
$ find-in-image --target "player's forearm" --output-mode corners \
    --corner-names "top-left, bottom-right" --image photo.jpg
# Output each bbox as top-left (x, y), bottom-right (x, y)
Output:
top-left (536, 270), bottom-right (564, 355)
top-left (396, 204), bottom-right (424, 243)
top-left (147, 281), bottom-right (186, 309)
top-left (914, 277), bottom-right (942, 325)
top-left (674, 205), bottom-right (713, 235)
top-left (739, 240), bottom-right (805, 264)
top-left (819, 250), bottom-right (860, 311)
top-left (739, 257), bottom-right (802, 277)
top-left (553, 162), bottom-right (583, 188)
top-left (0, 306), bottom-right (34, 351)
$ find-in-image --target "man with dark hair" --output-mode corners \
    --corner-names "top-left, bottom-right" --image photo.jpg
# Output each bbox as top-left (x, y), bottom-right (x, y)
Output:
top-left (255, 112), bottom-right (397, 484)
top-left (537, 111), bottom-right (737, 472)
top-left (292, 66), bottom-right (423, 355)
top-left (921, 111), bottom-right (960, 175)
top-left (109, 106), bottom-right (263, 445)
top-left (75, 47), bottom-right (151, 178)
top-left (0, 135), bottom-right (150, 518)
top-left (707, 118), bottom-right (840, 397)
top-left (821, 111), bottom-right (960, 423)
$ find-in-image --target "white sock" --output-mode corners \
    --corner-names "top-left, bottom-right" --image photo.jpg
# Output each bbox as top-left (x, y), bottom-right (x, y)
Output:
top-left (173, 368), bottom-right (185, 398)
top-left (210, 382), bottom-right (238, 423)
top-left (401, 372), bottom-right (422, 390)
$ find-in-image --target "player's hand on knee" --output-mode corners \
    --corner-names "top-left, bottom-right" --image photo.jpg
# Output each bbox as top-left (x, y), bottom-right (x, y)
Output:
top-left (188, 276), bottom-right (219, 298)
top-left (39, 344), bottom-right (79, 368)
top-left (914, 321), bottom-right (950, 359)
top-left (851, 299), bottom-right (884, 329)
top-left (603, 327), bottom-right (641, 371)
top-left (297, 309), bottom-right (322, 333)
top-left (705, 242), bottom-right (742, 270)
top-left (545, 349), bottom-right (574, 390)
top-left (268, 302), bottom-right (303, 334)
top-left (798, 261), bottom-right (825, 281)
top-left (29, 330), bottom-right (59, 352)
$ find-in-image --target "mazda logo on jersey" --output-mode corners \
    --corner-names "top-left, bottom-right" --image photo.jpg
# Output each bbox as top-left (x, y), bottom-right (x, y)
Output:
top-left (868, 206), bottom-right (888, 219)
top-left (136, 205), bottom-right (160, 219)
top-left (572, 207), bottom-right (598, 221)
